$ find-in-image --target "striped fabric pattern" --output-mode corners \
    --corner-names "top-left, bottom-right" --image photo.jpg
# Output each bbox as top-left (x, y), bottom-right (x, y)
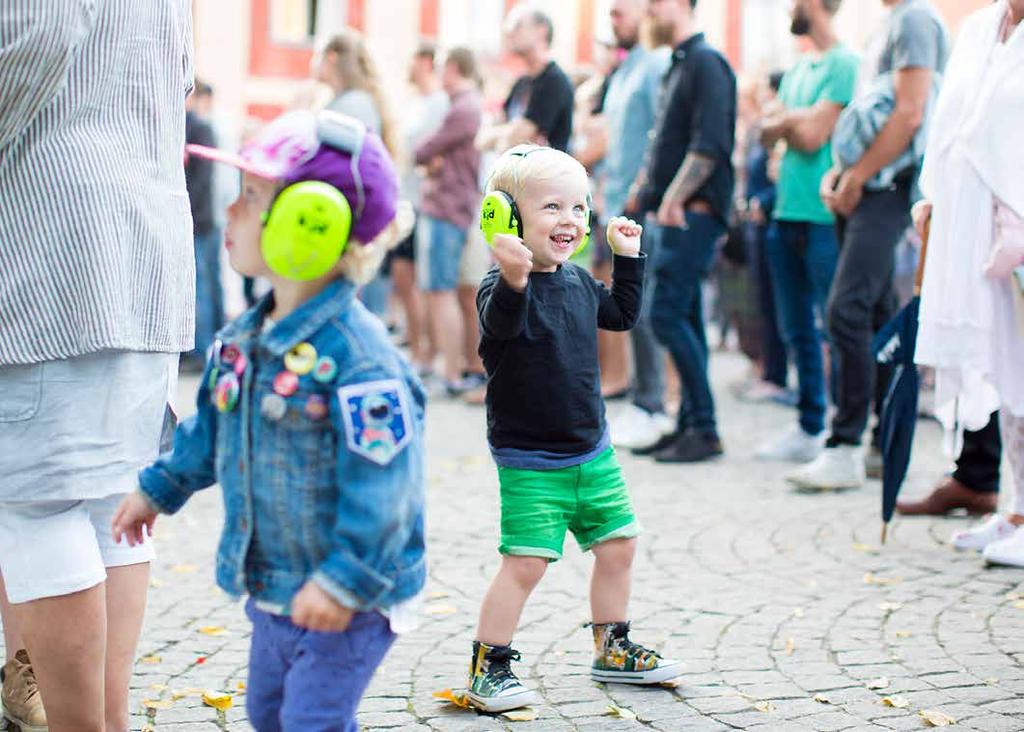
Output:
top-left (0, 0), bottom-right (196, 365)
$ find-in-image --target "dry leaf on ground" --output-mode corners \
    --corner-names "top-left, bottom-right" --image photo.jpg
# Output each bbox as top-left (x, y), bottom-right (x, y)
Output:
top-left (606, 704), bottom-right (637, 720)
top-left (866, 677), bottom-right (890, 690)
top-left (853, 543), bottom-right (879, 554)
top-left (425, 603), bottom-right (458, 616)
top-left (503, 708), bottom-right (538, 721)
top-left (427, 591), bottom-right (450, 599)
top-left (658, 677), bottom-right (682, 688)
top-left (170, 564), bottom-right (197, 573)
top-left (863, 572), bottom-right (901, 586)
top-left (882, 695), bottom-right (909, 708)
top-left (149, 579), bottom-right (165, 588)
top-left (1013, 600), bottom-right (1024, 610)
top-left (140, 655), bottom-right (161, 664)
top-left (202, 691), bottom-right (234, 711)
top-left (432, 688), bottom-right (472, 709)
top-left (877, 602), bottom-right (904, 612)
top-left (785, 638), bottom-right (795, 655)
top-left (142, 699), bottom-right (173, 710)
top-left (813, 694), bottom-right (832, 704)
top-left (919, 709), bottom-right (956, 726)
top-left (198, 626), bottom-right (228, 636)
top-left (753, 701), bottom-right (776, 713)
top-left (793, 607), bottom-right (805, 618)
top-left (894, 630), bottom-right (913, 639)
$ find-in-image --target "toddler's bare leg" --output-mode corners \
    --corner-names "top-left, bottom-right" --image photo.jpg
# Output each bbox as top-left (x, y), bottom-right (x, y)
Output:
top-left (475, 555), bottom-right (548, 645)
top-left (590, 538), bottom-right (636, 624)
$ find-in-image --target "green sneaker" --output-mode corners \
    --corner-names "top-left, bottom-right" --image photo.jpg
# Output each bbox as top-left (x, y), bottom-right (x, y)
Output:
top-left (590, 621), bottom-right (684, 684)
top-left (466, 641), bottom-right (541, 712)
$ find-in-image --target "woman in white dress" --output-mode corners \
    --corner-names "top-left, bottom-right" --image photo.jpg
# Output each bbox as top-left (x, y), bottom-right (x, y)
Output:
top-left (914, 0), bottom-right (1024, 565)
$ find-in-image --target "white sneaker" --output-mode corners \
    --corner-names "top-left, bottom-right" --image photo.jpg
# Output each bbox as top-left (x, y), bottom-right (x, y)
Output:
top-left (982, 525), bottom-right (1024, 567)
top-left (755, 425), bottom-right (825, 463)
top-left (786, 445), bottom-right (865, 491)
top-left (610, 405), bottom-right (673, 450)
top-left (951, 514), bottom-right (1016, 552)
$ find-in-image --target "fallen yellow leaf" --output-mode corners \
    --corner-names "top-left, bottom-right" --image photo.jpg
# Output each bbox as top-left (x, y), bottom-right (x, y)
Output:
top-left (198, 626), bottom-right (228, 636)
top-left (1013, 600), bottom-right (1024, 610)
top-left (793, 607), bottom-right (805, 618)
top-left (882, 695), bottom-right (909, 709)
top-left (1005, 591), bottom-right (1024, 601)
top-left (866, 677), bottom-right (891, 690)
top-left (813, 694), bottom-right (832, 704)
top-left (895, 630), bottom-right (913, 639)
top-left (148, 684), bottom-right (167, 692)
top-left (149, 579), bottom-right (166, 588)
top-left (853, 543), bottom-right (879, 553)
top-left (141, 725), bottom-right (155, 732)
top-left (202, 690), bottom-right (233, 711)
top-left (432, 688), bottom-right (471, 709)
top-left (864, 572), bottom-right (901, 586)
top-left (985, 677), bottom-right (999, 685)
top-left (237, 681), bottom-right (247, 691)
top-left (427, 591), bottom-right (450, 599)
top-left (502, 708), bottom-right (538, 721)
top-left (877, 602), bottom-right (904, 612)
top-left (785, 638), bottom-right (795, 655)
top-left (170, 564), bottom-right (197, 573)
top-left (606, 704), bottom-right (637, 720)
top-left (140, 655), bottom-right (161, 664)
top-left (658, 677), bottom-right (682, 689)
top-left (425, 603), bottom-right (458, 616)
top-left (754, 701), bottom-right (776, 713)
top-left (919, 709), bottom-right (956, 726)
top-left (142, 699), bottom-right (173, 710)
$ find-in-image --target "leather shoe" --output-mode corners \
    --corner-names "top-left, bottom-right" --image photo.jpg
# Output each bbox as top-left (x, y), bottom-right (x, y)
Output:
top-left (896, 476), bottom-right (998, 516)
top-left (631, 430), bottom-right (680, 456)
top-left (653, 430), bottom-right (723, 463)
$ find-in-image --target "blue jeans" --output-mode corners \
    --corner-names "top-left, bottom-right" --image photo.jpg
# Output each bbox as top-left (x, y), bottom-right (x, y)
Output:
top-left (650, 214), bottom-right (725, 436)
top-left (765, 221), bottom-right (838, 435)
top-left (415, 215), bottom-right (466, 292)
top-left (745, 221), bottom-right (788, 388)
top-left (631, 222), bottom-right (666, 415)
top-left (245, 600), bottom-right (396, 732)
top-left (193, 227), bottom-right (224, 358)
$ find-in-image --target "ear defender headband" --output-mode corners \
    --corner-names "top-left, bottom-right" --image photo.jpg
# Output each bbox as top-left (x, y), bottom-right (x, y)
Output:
top-left (479, 149), bottom-right (592, 256)
top-left (260, 113), bottom-right (366, 281)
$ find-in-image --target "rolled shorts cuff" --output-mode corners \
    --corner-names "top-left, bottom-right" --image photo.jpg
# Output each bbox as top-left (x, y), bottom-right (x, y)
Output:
top-left (498, 543), bottom-right (564, 562)
top-left (577, 518), bottom-right (642, 552)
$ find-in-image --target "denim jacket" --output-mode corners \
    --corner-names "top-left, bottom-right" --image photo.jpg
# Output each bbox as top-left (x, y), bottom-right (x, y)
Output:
top-left (139, 279), bottom-right (426, 614)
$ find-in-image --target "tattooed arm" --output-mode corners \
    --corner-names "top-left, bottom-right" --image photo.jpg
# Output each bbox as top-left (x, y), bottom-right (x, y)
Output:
top-left (655, 152), bottom-right (715, 227)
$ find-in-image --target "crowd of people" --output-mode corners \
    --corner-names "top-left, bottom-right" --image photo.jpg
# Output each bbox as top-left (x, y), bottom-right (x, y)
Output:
top-left (1, 0), bottom-right (1022, 728)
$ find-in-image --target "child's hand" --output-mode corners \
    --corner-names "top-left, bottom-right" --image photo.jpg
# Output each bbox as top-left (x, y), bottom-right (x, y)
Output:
top-left (492, 233), bottom-right (534, 292)
top-left (607, 216), bottom-right (643, 257)
top-left (291, 581), bottom-right (354, 632)
top-left (111, 491), bottom-right (159, 547)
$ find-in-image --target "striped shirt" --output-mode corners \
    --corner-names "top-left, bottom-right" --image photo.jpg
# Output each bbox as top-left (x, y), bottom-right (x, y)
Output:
top-left (0, 0), bottom-right (195, 365)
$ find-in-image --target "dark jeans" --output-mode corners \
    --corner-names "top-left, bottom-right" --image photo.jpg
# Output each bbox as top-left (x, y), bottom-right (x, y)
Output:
top-left (746, 221), bottom-right (788, 389)
top-left (245, 600), bottom-right (396, 732)
top-left (765, 221), bottom-right (839, 435)
top-left (651, 214), bottom-right (725, 436)
top-left (631, 223), bottom-right (666, 415)
top-left (193, 227), bottom-right (224, 358)
top-left (826, 185), bottom-right (908, 446)
top-left (954, 411), bottom-right (1002, 493)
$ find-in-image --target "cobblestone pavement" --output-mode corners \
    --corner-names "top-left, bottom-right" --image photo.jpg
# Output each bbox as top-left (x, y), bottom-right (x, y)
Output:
top-left (17, 353), bottom-right (1024, 731)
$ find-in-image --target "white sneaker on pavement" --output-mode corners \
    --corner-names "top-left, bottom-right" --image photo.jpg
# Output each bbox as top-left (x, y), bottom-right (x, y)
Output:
top-left (786, 445), bottom-right (865, 491)
top-left (982, 525), bottom-right (1024, 567)
top-left (611, 405), bottom-right (673, 450)
top-left (951, 514), bottom-right (1016, 552)
top-left (755, 425), bottom-right (825, 463)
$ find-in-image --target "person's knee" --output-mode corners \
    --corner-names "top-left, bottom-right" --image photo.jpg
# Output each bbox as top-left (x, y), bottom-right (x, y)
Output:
top-left (594, 537), bottom-right (636, 573)
top-left (826, 292), bottom-right (867, 345)
top-left (502, 555), bottom-right (548, 590)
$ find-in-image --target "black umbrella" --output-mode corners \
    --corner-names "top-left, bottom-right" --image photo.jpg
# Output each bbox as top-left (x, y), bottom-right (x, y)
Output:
top-left (873, 220), bottom-right (930, 544)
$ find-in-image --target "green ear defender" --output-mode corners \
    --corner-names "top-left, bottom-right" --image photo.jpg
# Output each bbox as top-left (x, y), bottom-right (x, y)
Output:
top-left (479, 190), bottom-right (592, 256)
top-left (261, 180), bottom-right (352, 281)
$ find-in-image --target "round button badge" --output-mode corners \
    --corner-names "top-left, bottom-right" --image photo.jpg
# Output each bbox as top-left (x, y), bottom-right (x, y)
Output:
top-left (284, 343), bottom-right (318, 375)
top-left (312, 356), bottom-right (338, 384)
top-left (273, 370), bottom-right (299, 397)
top-left (304, 394), bottom-right (329, 421)
top-left (213, 372), bottom-right (240, 413)
top-left (260, 393), bottom-right (288, 421)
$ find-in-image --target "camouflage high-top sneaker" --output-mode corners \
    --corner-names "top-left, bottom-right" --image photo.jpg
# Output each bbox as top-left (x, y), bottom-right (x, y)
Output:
top-left (1, 649), bottom-right (47, 732)
top-left (466, 641), bottom-right (541, 712)
top-left (590, 621), bottom-right (684, 684)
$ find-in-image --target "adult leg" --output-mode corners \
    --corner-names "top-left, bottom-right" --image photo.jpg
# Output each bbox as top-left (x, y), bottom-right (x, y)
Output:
top-left (0, 572), bottom-right (22, 656)
top-left (630, 224), bottom-right (666, 415)
top-left (458, 283), bottom-right (485, 376)
top-left (825, 187), bottom-right (910, 446)
top-left (391, 257), bottom-right (429, 366)
top-left (102, 563), bottom-right (149, 732)
top-left (978, 411), bottom-right (1024, 566)
top-left (753, 222), bottom-right (788, 389)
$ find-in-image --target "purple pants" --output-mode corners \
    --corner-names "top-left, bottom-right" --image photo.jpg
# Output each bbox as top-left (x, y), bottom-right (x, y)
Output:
top-left (245, 599), bottom-right (396, 732)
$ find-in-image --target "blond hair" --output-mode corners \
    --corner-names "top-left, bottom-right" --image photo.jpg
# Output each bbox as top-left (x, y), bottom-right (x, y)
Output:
top-left (336, 201), bottom-right (414, 285)
top-left (485, 145), bottom-right (589, 201)
top-left (323, 30), bottom-right (400, 159)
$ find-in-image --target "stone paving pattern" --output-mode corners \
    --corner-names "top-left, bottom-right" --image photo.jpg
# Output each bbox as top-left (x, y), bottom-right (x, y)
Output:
top-left (16, 354), bottom-right (1024, 731)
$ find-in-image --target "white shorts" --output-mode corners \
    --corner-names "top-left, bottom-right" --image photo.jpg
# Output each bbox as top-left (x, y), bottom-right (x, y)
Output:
top-left (459, 226), bottom-right (493, 287)
top-left (0, 493), bottom-right (155, 604)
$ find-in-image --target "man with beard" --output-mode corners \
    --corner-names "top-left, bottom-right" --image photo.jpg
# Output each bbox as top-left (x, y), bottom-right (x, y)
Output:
top-left (477, 5), bottom-right (574, 153)
top-left (753, 0), bottom-right (858, 465)
top-left (603, 0), bottom-right (673, 450)
top-left (631, 0), bottom-right (736, 463)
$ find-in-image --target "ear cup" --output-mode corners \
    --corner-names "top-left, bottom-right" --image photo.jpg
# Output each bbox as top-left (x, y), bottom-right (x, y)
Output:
top-left (573, 207), bottom-right (593, 256)
top-left (261, 181), bottom-right (352, 281)
top-left (479, 190), bottom-right (521, 247)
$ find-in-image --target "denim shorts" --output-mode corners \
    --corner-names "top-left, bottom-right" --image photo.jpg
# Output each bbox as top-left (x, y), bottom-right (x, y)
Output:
top-left (415, 215), bottom-right (466, 292)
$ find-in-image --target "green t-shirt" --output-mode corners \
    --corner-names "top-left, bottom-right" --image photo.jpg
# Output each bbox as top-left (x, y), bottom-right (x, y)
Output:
top-left (774, 44), bottom-right (859, 224)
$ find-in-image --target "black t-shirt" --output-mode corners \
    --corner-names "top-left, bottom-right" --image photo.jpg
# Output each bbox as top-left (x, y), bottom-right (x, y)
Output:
top-left (185, 110), bottom-right (217, 234)
top-left (642, 34), bottom-right (737, 224)
top-left (503, 60), bottom-right (574, 152)
top-left (477, 255), bottom-right (644, 455)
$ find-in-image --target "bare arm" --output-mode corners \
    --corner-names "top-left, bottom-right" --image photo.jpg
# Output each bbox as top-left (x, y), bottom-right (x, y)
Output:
top-left (761, 100), bottom-right (844, 153)
top-left (849, 67), bottom-right (931, 182)
top-left (663, 152), bottom-right (715, 207)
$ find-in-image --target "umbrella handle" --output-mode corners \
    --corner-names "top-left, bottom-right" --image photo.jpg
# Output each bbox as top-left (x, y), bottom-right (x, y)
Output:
top-left (914, 216), bottom-right (931, 296)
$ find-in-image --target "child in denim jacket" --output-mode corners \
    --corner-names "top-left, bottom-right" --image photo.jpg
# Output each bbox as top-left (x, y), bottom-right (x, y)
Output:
top-left (113, 110), bottom-right (425, 731)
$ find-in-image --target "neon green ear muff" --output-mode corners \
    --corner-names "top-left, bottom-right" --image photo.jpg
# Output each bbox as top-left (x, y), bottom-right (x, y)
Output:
top-left (479, 190), bottom-right (593, 256)
top-left (479, 191), bottom-right (521, 246)
top-left (261, 181), bottom-right (352, 281)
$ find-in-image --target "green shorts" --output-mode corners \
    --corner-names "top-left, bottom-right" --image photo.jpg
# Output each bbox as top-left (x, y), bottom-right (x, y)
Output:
top-left (497, 447), bottom-right (640, 560)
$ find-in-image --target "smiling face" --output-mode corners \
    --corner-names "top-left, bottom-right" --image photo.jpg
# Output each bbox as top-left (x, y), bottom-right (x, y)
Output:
top-left (225, 172), bottom-right (278, 278)
top-left (516, 171), bottom-right (590, 272)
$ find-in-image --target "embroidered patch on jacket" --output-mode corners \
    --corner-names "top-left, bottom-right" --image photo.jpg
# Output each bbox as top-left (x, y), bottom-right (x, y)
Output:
top-left (338, 379), bottom-right (413, 466)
